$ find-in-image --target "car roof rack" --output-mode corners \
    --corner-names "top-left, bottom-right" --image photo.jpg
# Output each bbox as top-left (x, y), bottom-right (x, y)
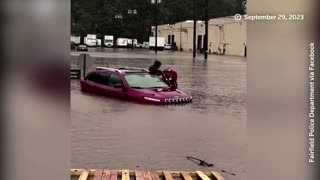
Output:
top-left (95, 67), bottom-right (121, 73)
top-left (117, 67), bottom-right (149, 73)
top-left (95, 67), bottom-right (149, 73)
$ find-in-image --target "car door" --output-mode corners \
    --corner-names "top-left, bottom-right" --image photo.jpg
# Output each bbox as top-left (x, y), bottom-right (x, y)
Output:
top-left (86, 72), bottom-right (111, 95)
top-left (107, 73), bottom-right (127, 99)
top-left (87, 72), bottom-right (126, 98)
top-left (83, 72), bottom-right (98, 92)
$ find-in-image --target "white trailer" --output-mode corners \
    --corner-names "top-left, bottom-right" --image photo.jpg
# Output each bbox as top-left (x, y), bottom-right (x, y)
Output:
top-left (149, 37), bottom-right (165, 50)
top-left (116, 38), bottom-right (129, 47)
top-left (85, 34), bottom-right (97, 47)
top-left (104, 35), bottom-right (114, 47)
top-left (71, 36), bottom-right (81, 44)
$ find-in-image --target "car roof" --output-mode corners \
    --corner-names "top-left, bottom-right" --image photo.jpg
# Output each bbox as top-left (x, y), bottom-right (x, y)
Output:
top-left (94, 67), bottom-right (149, 74)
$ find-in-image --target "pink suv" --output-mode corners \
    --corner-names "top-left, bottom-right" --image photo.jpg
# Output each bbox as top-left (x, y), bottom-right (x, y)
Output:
top-left (80, 67), bottom-right (192, 104)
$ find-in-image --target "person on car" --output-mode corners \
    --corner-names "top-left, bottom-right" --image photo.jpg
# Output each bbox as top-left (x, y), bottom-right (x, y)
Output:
top-left (149, 60), bottom-right (162, 75)
top-left (163, 68), bottom-right (178, 89)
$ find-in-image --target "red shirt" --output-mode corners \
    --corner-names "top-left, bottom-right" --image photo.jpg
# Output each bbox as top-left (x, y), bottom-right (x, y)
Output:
top-left (166, 68), bottom-right (177, 82)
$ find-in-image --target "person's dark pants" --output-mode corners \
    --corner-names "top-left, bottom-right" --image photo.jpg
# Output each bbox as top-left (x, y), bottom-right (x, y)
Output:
top-left (170, 81), bottom-right (178, 89)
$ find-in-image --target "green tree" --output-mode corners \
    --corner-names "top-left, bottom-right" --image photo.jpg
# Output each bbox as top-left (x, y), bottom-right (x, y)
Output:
top-left (71, 0), bottom-right (240, 42)
top-left (234, 0), bottom-right (246, 15)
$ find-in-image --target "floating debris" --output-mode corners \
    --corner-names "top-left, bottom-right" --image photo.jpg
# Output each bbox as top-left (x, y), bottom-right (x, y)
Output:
top-left (221, 170), bottom-right (236, 176)
top-left (185, 156), bottom-right (214, 167)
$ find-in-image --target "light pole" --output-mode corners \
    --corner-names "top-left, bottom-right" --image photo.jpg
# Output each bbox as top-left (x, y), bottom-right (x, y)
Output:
top-left (180, 24), bottom-right (182, 51)
top-left (204, 0), bottom-right (208, 60)
top-left (151, 0), bottom-right (161, 54)
top-left (186, 20), bottom-right (203, 55)
top-left (128, 0), bottom-right (138, 50)
top-left (114, 14), bottom-right (123, 47)
top-left (193, 0), bottom-right (197, 58)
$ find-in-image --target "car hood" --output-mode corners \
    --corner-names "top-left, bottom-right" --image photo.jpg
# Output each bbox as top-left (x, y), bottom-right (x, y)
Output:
top-left (131, 88), bottom-right (189, 98)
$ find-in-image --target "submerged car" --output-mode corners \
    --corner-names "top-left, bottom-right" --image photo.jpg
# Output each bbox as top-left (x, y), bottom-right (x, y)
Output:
top-left (80, 67), bottom-right (192, 104)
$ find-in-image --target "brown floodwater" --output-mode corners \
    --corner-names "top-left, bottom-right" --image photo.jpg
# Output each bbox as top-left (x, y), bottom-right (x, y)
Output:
top-left (71, 49), bottom-right (246, 180)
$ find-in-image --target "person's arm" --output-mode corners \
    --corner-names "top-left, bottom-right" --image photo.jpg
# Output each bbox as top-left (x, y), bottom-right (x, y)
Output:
top-left (157, 70), bottom-right (165, 78)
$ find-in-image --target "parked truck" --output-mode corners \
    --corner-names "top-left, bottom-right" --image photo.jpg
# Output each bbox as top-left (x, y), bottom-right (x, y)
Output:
top-left (104, 35), bottom-right (114, 48)
top-left (116, 38), bottom-right (129, 48)
top-left (149, 37), bottom-right (165, 51)
top-left (85, 34), bottom-right (97, 47)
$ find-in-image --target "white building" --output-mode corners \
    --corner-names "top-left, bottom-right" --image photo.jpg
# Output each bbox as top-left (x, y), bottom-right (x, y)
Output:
top-left (154, 16), bottom-right (246, 56)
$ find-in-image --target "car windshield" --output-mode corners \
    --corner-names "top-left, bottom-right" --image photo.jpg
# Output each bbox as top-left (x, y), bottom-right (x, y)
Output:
top-left (125, 73), bottom-right (168, 88)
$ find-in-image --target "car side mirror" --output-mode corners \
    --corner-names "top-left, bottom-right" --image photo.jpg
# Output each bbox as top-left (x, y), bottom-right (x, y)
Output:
top-left (114, 83), bottom-right (125, 90)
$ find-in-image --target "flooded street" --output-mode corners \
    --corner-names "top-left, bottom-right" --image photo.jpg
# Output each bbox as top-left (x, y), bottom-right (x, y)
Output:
top-left (71, 49), bottom-right (246, 180)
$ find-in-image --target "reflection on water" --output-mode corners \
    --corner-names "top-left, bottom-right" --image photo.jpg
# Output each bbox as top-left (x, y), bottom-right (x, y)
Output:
top-left (71, 50), bottom-right (246, 180)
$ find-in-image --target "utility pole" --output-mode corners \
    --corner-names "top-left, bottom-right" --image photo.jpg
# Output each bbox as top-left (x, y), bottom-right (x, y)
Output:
top-left (180, 24), bottom-right (182, 51)
top-left (128, 0), bottom-right (137, 50)
top-left (155, 0), bottom-right (158, 54)
top-left (193, 0), bottom-right (197, 58)
top-left (151, 0), bottom-right (161, 53)
top-left (131, 0), bottom-right (135, 50)
top-left (204, 0), bottom-right (208, 60)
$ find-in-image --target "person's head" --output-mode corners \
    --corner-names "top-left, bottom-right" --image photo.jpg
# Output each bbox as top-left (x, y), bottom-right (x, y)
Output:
top-left (163, 68), bottom-right (177, 81)
top-left (163, 68), bottom-right (171, 79)
top-left (153, 60), bottom-right (162, 69)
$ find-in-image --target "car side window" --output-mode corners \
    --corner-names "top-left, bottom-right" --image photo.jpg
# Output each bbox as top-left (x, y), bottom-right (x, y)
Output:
top-left (87, 73), bottom-right (99, 83)
top-left (87, 72), bottom-right (110, 86)
top-left (109, 73), bottom-right (123, 87)
top-left (99, 73), bottom-right (110, 86)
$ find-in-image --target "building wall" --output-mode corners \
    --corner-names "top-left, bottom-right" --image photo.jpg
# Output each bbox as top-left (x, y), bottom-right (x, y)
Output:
top-left (208, 25), bottom-right (221, 53)
top-left (157, 17), bottom-right (247, 56)
top-left (223, 22), bottom-right (246, 56)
